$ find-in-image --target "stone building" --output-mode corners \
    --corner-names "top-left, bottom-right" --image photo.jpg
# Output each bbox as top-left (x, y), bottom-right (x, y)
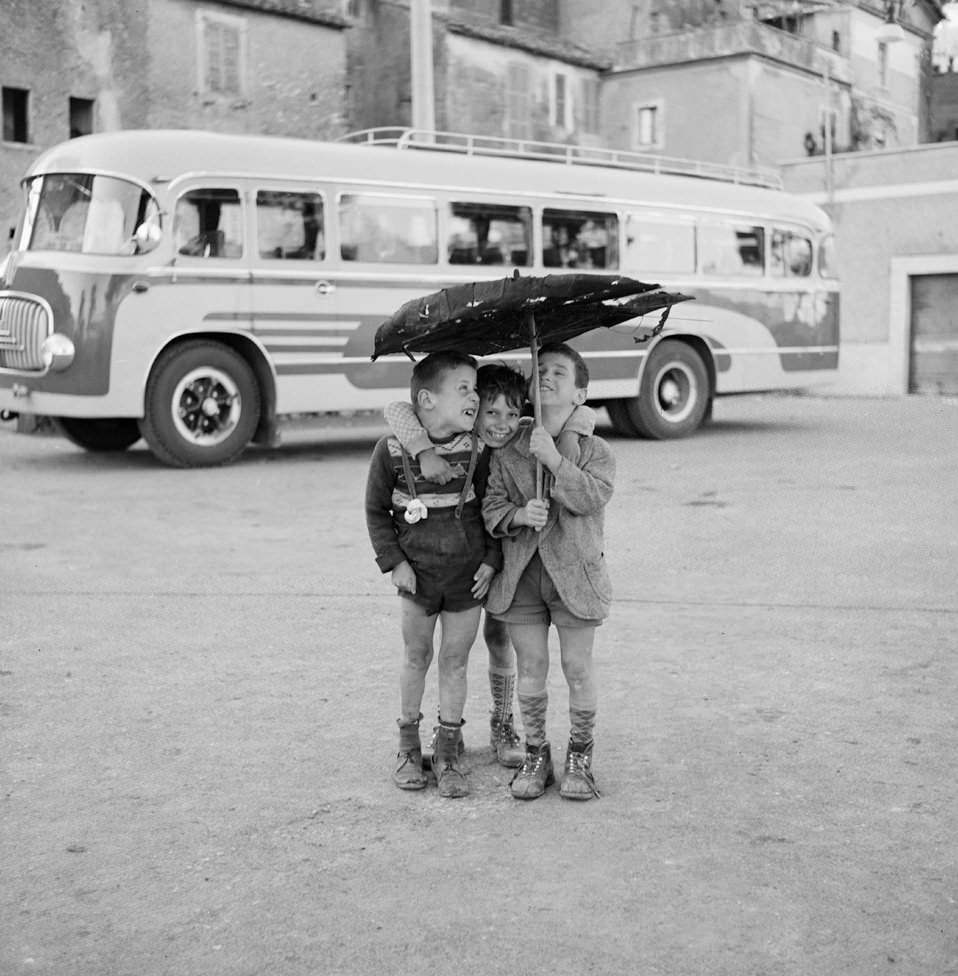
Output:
top-left (2, 0), bottom-right (955, 396)
top-left (0, 0), bottom-right (349, 237)
top-left (346, 1), bottom-right (942, 163)
top-left (570, 0), bottom-right (941, 167)
top-left (346, 1), bottom-right (608, 142)
top-left (2, 1), bottom-right (943, 217)
top-left (930, 66), bottom-right (958, 139)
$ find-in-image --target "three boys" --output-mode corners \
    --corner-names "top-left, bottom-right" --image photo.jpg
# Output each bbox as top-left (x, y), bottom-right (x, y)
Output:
top-left (364, 343), bottom-right (614, 801)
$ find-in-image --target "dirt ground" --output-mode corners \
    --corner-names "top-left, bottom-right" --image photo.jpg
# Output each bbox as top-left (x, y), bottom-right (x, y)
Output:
top-left (1, 395), bottom-right (956, 976)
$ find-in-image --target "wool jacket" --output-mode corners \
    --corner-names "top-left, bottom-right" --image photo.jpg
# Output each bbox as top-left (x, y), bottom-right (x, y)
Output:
top-left (482, 426), bottom-right (615, 620)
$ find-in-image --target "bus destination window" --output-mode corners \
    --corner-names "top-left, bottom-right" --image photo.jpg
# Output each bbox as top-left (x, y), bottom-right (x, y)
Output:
top-left (175, 188), bottom-right (244, 258)
top-left (447, 202), bottom-right (531, 267)
top-left (338, 193), bottom-right (438, 264)
top-left (256, 190), bottom-right (325, 260)
top-left (541, 210), bottom-right (618, 270)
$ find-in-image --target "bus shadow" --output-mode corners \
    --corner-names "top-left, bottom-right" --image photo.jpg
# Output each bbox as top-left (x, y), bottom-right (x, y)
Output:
top-left (7, 412), bottom-right (817, 472)
top-left (242, 436), bottom-right (383, 465)
top-left (596, 416), bottom-right (817, 442)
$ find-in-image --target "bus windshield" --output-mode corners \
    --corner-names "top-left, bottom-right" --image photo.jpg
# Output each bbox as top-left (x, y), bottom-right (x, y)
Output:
top-left (22, 173), bottom-right (160, 255)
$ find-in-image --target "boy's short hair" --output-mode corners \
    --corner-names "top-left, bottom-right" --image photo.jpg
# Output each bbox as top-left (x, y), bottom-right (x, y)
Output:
top-left (477, 362), bottom-right (527, 410)
top-left (411, 350), bottom-right (477, 401)
top-left (539, 342), bottom-right (589, 389)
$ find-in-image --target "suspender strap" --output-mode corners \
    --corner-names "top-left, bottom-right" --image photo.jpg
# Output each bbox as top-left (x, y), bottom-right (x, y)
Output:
top-left (399, 445), bottom-right (417, 497)
top-left (400, 434), bottom-right (479, 520)
top-left (455, 432), bottom-right (480, 519)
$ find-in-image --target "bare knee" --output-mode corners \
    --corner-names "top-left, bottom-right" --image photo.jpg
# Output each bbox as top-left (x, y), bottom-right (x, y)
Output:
top-left (562, 666), bottom-right (592, 694)
top-left (404, 643), bottom-right (433, 673)
top-left (516, 652), bottom-right (548, 690)
top-left (483, 616), bottom-right (513, 669)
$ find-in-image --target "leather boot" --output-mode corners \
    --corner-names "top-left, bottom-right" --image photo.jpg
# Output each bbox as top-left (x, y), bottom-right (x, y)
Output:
top-left (559, 739), bottom-right (600, 800)
top-left (510, 742), bottom-right (554, 800)
top-left (392, 714), bottom-right (427, 790)
top-left (490, 713), bottom-right (525, 768)
top-left (433, 721), bottom-right (469, 798)
top-left (424, 719), bottom-right (464, 771)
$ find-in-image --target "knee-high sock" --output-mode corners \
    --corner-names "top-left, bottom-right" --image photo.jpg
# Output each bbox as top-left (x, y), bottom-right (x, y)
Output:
top-left (488, 665), bottom-right (517, 724)
top-left (569, 702), bottom-right (596, 748)
top-left (517, 689), bottom-right (548, 747)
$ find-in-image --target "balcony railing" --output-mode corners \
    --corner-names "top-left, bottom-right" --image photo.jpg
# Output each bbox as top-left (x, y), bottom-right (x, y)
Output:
top-left (615, 21), bottom-right (851, 84)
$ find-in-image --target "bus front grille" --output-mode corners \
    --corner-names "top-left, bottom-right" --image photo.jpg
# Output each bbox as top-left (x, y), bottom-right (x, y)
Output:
top-left (0, 294), bottom-right (51, 371)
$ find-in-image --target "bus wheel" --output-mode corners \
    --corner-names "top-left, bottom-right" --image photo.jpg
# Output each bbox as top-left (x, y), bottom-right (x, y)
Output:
top-left (139, 341), bottom-right (260, 468)
top-left (54, 417), bottom-right (142, 452)
top-left (605, 399), bottom-right (641, 437)
top-left (614, 340), bottom-right (710, 440)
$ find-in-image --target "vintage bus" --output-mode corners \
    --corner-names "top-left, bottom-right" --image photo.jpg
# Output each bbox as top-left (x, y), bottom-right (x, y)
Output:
top-left (0, 127), bottom-right (839, 467)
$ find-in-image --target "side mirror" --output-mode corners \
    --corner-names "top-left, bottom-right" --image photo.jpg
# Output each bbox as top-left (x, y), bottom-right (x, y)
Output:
top-left (134, 221), bottom-right (162, 254)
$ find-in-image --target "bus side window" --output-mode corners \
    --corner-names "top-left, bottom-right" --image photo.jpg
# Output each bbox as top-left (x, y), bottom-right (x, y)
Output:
top-left (771, 229), bottom-right (812, 278)
top-left (541, 209), bottom-right (618, 270)
top-left (176, 188), bottom-right (243, 258)
top-left (256, 190), bottom-right (325, 260)
top-left (624, 214), bottom-right (695, 273)
top-left (819, 234), bottom-right (839, 279)
top-left (770, 229), bottom-right (787, 277)
top-left (785, 233), bottom-right (812, 277)
top-left (339, 193), bottom-right (437, 264)
top-left (699, 222), bottom-right (764, 276)
top-left (446, 202), bottom-right (531, 267)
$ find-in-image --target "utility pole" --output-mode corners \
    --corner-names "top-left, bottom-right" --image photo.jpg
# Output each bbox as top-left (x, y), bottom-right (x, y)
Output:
top-left (410, 0), bottom-right (436, 133)
top-left (823, 56), bottom-right (834, 211)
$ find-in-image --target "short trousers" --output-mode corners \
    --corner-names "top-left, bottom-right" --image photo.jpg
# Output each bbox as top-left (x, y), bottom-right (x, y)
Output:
top-left (492, 551), bottom-right (602, 629)
top-left (396, 506), bottom-right (486, 616)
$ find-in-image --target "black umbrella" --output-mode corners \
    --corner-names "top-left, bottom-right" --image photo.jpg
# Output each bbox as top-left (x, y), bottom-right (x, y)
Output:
top-left (371, 271), bottom-right (691, 361)
top-left (372, 271), bottom-right (693, 494)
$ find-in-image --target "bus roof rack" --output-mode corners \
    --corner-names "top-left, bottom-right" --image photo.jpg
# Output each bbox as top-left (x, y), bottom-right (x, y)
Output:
top-left (337, 127), bottom-right (784, 191)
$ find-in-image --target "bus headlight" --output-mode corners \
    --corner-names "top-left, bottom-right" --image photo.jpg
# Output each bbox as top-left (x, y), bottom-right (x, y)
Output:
top-left (40, 334), bottom-right (75, 372)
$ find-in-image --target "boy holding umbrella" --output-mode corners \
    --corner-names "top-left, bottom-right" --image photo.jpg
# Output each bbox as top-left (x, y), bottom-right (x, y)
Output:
top-left (482, 343), bottom-right (615, 801)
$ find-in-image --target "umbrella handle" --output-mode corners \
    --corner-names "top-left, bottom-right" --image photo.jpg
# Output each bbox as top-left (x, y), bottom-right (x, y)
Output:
top-left (525, 309), bottom-right (544, 501)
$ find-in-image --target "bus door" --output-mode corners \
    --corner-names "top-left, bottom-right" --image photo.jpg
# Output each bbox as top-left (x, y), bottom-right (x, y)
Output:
top-left (168, 182), bottom-right (251, 322)
top-left (110, 181), bottom-right (252, 411)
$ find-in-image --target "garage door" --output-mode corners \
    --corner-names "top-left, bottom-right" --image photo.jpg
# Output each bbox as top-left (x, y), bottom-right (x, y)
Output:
top-left (910, 274), bottom-right (958, 395)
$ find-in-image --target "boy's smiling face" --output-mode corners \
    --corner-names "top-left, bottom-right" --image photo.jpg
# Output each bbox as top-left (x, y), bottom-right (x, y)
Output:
top-left (536, 350), bottom-right (588, 409)
top-left (476, 392), bottom-right (522, 448)
top-left (423, 364), bottom-right (479, 434)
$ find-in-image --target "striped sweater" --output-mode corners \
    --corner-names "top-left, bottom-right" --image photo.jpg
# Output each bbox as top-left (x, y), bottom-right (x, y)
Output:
top-left (364, 430), bottom-right (500, 574)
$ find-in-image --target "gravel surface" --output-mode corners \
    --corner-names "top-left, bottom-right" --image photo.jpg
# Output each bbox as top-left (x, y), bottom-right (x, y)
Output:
top-left (2, 394), bottom-right (956, 976)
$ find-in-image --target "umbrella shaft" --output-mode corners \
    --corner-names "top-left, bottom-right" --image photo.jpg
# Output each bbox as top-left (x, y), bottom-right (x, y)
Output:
top-left (525, 309), bottom-right (544, 500)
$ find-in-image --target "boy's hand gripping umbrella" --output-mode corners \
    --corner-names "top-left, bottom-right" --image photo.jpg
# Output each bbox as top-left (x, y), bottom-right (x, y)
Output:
top-left (371, 271), bottom-right (694, 497)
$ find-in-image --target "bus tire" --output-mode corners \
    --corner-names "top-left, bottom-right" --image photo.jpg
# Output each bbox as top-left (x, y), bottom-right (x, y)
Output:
top-left (54, 417), bottom-right (142, 452)
top-left (616, 340), bottom-right (710, 440)
top-left (604, 399), bottom-right (641, 437)
top-left (139, 341), bottom-right (260, 468)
